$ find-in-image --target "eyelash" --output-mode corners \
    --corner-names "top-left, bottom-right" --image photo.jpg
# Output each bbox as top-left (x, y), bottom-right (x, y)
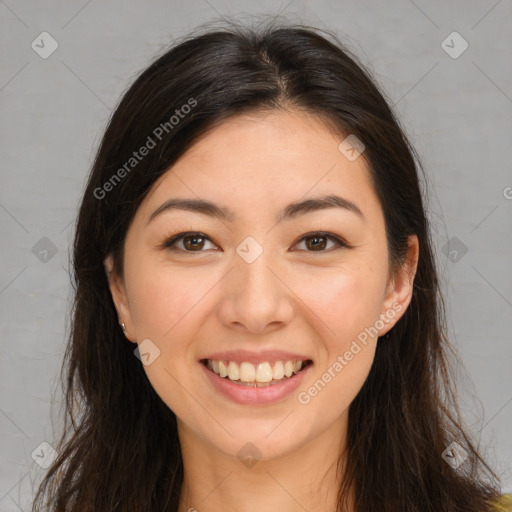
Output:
top-left (159, 231), bottom-right (350, 253)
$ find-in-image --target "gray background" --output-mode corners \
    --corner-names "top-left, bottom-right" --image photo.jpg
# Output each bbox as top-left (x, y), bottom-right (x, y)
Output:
top-left (1, 0), bottom-right (511, 509)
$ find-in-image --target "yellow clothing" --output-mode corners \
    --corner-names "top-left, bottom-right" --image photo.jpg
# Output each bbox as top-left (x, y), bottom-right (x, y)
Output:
top-left (493, 494), bottom-right (512, 511)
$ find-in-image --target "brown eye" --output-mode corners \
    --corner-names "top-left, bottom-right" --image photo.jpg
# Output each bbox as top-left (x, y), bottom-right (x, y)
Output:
top-left (305, 234), bottom-right (328, 251)
top-left (160, 231), bottom-right (347, 253)
top-left (294, 232), bottom-right (347, 252)
top-left (182, 234), bottom-right (206, 251)
top-left (162, 232), bottom-right (218, 252)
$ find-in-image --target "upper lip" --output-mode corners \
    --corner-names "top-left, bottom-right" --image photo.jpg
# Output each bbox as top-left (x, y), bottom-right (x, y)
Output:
top-left (201, 350), bottom-right (312, 365)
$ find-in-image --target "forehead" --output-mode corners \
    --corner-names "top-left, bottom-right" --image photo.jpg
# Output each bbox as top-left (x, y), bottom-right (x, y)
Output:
top-left (139, 109), bottom-right (381, 223)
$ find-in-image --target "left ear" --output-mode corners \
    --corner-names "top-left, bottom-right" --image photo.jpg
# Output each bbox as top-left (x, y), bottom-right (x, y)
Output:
top-left (378, 234), bottom-right (419, 336)
top-left (104, 254), bottom-right (137, 343)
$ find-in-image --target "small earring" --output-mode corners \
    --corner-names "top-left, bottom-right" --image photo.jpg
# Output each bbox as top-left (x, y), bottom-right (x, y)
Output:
top-left (121, 322), bottom-right (127, 335)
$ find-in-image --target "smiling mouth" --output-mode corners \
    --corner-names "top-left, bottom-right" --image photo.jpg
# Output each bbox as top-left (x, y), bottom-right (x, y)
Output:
top-left (201, 359), bottom-right (313, 387)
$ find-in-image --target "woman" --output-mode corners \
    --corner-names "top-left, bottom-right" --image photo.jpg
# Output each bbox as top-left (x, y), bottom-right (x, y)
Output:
top-left (32, 21), bottom-right (510, 512)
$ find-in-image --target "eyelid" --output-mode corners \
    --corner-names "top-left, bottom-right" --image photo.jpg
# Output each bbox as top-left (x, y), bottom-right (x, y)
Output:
top-left (290, 231), bottom-right (350, 252)
top-left (158, 230), bottom-right (351, 253)
top-left (158, 231), bottom-right (218, 251)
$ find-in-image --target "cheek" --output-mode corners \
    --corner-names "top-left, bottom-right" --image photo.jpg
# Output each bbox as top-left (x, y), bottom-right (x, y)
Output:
top-left (291, 262), bottom-right (385, 401)
top-left (124, 264), bottom-right (215, 412)
top-left (292, 261), bottom-right (387, 343)
top-left (126, 262), bottom-right (213, 343)
top-left (293, 272), bottom-right (382, 416)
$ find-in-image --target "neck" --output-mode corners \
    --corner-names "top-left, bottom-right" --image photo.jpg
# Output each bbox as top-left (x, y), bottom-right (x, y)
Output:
top-left (176, 417), bottom-right (354, 512)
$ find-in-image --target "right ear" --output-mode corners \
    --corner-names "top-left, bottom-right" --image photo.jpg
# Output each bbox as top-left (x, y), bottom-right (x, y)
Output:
top-left (104, 254), bottom-right (136, 343)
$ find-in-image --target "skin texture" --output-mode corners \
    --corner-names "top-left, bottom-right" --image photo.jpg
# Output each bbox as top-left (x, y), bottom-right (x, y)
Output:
top-left (105, 109), bottom-right (419, 512)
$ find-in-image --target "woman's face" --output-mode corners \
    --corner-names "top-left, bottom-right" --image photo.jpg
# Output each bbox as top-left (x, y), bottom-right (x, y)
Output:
top-left (106, 109), bottom-right (417, 462)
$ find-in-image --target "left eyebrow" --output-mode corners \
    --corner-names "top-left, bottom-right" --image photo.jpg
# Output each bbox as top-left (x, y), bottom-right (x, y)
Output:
top-left (148, 194), bottom-right (365, 224)
top-left (276, 194), bottom-right (365, 223)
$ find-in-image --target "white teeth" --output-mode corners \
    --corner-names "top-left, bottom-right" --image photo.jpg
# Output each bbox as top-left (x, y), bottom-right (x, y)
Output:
top-left (218, 361), bottom-right (228, 378)
top-left (240, 362), bottom-right (256, 382)
top-left (228, 361), bottom-right (239, 381)
top-left (272, 360), bottom-right (284, 380)
top-left (206, 359), bottom-right (306, 383)
top-left (256, 362), bottom-right (273, 383)
top-left (284, 361), bottom-right (294, 378)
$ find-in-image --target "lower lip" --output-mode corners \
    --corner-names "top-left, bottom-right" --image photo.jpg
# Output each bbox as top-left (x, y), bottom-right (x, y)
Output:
top-left (200, 362), bottom-right (312, 405)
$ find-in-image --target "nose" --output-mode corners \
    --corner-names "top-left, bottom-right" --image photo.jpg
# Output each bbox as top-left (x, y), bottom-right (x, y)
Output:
top-left (216, 250), bottom-right (295, 335)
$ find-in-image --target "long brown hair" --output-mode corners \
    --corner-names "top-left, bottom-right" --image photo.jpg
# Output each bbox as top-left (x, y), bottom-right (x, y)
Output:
top-left (32, 20), bottom-right (503, 512)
